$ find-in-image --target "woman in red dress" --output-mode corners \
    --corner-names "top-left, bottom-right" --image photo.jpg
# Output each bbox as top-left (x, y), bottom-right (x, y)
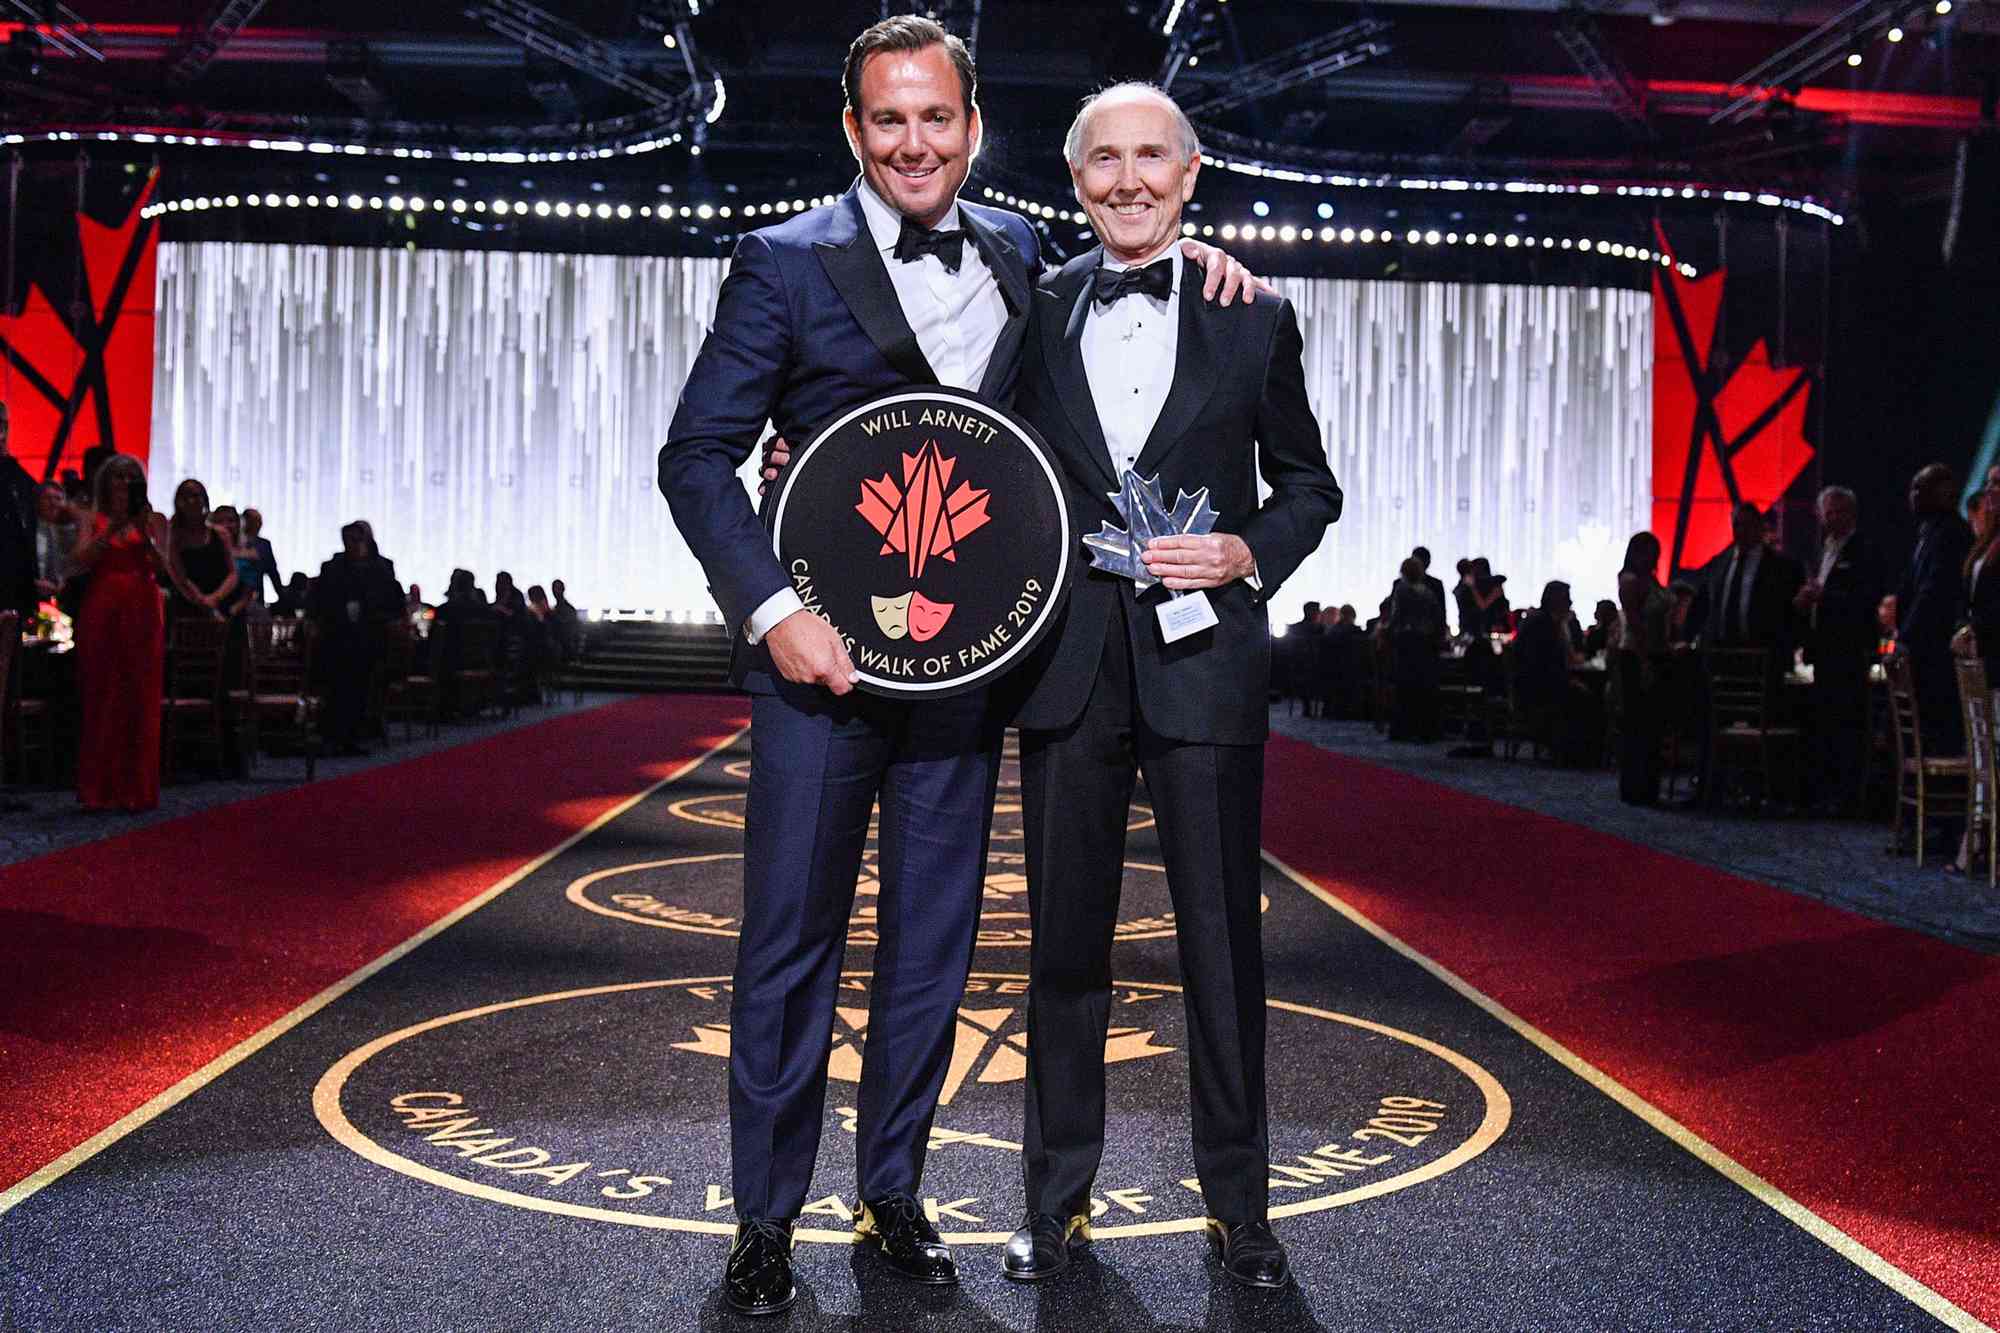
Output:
top-left (71, 455), bottom-right (189, 812)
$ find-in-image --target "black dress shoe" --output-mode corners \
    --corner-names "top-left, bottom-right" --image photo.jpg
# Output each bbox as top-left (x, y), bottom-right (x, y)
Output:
top-left (1206, 1218), bottom-right (1291, 1289)
top-left (723, 1218), bottom-right (797, 1316)
top-left (856, 1193), bottom-right (958, 1284)
top-left (1001, 1212), bottom-right (1092, 1281)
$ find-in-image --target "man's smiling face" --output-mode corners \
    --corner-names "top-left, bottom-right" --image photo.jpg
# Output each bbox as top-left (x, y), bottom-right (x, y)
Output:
top-left (845, 43), bottom-right (979, 230)
top-left (1071, 90), bottom-right (1200, 265)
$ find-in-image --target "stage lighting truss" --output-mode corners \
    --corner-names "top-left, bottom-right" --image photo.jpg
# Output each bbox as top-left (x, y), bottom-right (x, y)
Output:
top-left (136, 188), bottom-right (1699, 279)
top-left (3, 0), bottom-right (103, 63)
top-left (1175, 17), bottom-right (1394, 121)
top-left (1552, 5), bottom-right (1653, 142)
top-left (1711, 0), bottom-right (1940, 125)
top-left (0, 2), bottom-right (722, 161)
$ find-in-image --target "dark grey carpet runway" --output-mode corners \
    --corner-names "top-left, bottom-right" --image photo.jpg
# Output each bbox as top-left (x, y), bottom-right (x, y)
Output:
top-left (0, 734), bottom-right (1953, 1331)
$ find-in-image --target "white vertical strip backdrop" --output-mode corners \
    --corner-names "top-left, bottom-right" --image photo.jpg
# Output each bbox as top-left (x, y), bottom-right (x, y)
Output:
top-left (153, 242), bottom-right (1650, 623)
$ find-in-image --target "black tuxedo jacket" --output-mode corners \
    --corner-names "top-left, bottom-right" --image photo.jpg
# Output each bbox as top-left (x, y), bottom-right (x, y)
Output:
top-left (1806, 529), bottom-right (1887, 665)
top-left (0, 456), bottom-right (39, 615)
top-left (1967, 543), bottom-right (2000, 666)
top-left (1692, 542), bottom-right (1804, 656)
top-left (1897, 512), bottom-right (1973, 655)
top-left (1009, 249), bottom-right (1342, 744)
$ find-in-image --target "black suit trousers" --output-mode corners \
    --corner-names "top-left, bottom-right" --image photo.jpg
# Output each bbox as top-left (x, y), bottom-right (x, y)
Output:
top-left (1019, 598), bottom-right (1269, 1224)
top-left (1810, 651), bottom-right (1872, 810)
top-left (732, 686), bottom-right (1000, 1219)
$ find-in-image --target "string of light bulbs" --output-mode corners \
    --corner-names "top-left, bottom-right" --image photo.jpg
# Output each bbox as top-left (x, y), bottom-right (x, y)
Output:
top-left (140, 189), bottom-right (1698, 277)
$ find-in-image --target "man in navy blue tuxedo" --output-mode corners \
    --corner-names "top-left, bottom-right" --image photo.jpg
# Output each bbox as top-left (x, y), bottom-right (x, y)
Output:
top-left (658, 17), bottom-right (1259, 1316)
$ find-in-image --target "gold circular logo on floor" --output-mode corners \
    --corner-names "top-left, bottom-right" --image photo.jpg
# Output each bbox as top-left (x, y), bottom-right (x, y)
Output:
top-left (562, 853), bottom-right (1266, 947)
top-left (315, 972), bottom-right (1509, 1245)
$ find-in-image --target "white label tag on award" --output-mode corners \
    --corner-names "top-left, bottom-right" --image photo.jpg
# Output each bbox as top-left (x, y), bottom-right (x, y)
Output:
top-left (1157, 591), bottom-right (1219, 642)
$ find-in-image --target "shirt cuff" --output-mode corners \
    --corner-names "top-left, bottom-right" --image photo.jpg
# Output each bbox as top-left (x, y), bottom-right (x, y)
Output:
top-left (1245, 564), bottom-right (1262, 593)
top-left (744, 587), bottom-right (805, 645)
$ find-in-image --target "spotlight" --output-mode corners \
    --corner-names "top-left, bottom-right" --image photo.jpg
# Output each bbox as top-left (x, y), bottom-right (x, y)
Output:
top-left (1888, 25), bottom-right (1905, 40)
top-left (1317, 202), bottom-right (1333, 220)
top-left (663, 33), bottom-right (677, 47)
top-left (1846, 51), bottom-right (1863, 66)
top-left (1252, 200), bottom-right (1270, 217)
top-left (1936, 0), bottom-right (1951, 13)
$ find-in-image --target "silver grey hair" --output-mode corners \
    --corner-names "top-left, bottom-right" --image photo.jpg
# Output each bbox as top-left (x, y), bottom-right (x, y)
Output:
top-left (1817, 485), bottom-right (1858, 510)
top-left (1063, 82), bottom-right (1201, 167)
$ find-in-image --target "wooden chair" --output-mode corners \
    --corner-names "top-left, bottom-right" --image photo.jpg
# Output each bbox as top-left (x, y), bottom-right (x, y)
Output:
top-left (454, 620), bottom-right (500, 720)
top-left (382, 620), bottom-right (440, 740)
top-left (1957, 657), bottom-right (1996, 883)
top-left (1702, 648), bottom-right (1805, 808)
top-left (250, 618), bottom-right (321, 781)
top-left (1491, 644), bottom-right (1539, 762)
top-left (223, 619), bottom-right (256, 774)
top-left (1436, 653), bottom-right (1483, 738)
top-left (1886, 654), bottom-right (1970, 866)
top-left (162, 615), bottom-right (229, 781)
top-left (0, 611), bottom-right (17, 791)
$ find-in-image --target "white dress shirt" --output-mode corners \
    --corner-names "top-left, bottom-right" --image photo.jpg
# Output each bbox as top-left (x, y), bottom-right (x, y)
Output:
top-left (1815, 530), bottom-right (1850, 587)
top-left (745, 181), bottom-right (1011, 645)
top-left (1081, 243), bottom-right (1181, 479)
top-left (1813, 529), bottom-right (1851, 629)
top-left (1080, 243), bottom-right (1258, 590)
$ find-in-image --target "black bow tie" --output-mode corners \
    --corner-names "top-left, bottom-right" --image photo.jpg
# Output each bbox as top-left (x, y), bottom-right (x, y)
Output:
top-left (893, 215), bottom-right (968, 273)
top-left (1093, 259), bottom-right (1173, 306)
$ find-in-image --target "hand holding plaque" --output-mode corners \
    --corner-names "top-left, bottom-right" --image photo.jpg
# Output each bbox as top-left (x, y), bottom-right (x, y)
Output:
top-left (1084, 471), bottom-right (1224, 644)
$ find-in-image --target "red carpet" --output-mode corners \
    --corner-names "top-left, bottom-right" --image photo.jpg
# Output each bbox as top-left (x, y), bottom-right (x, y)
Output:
top-left (1262, 735), bottom-right (2000, 1323)
top-left (0, 694), bottom-right (749, 1192)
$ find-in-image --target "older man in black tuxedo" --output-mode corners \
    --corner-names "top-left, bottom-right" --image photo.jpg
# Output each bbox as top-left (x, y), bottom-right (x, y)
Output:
top-left (1796, 486), bottom-right (1885, 814)
top-left (999, 83), bottom-right (1341, 1291)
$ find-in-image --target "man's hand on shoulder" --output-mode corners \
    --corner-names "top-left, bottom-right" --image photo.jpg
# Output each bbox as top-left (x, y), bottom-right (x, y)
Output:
top-left (758, 434), bottom-right (792, 497)
top-left (1178, 239), bottom-right (1279, 306)
top-left (765, 608), bottom-right (859, 695)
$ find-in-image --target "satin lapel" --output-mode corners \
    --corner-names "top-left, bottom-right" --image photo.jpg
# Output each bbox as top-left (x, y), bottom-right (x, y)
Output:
top-left (1042, 253), bottom-right (1119, 493)
top-left (963, 209), bottom-right (1032, 401)
top-left (1130, 274), bottom-right (1223, 478)
top-left (813, 192), bottom-right (937, 388)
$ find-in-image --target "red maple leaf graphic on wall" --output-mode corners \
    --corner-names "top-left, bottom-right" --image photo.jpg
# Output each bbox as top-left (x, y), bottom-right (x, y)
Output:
top-left (1650, 223), bottom-right (1815, 574)
top-left (0, 171), bottom-right (159, 481)
top-left (856, 439), bottom-right (992, 580)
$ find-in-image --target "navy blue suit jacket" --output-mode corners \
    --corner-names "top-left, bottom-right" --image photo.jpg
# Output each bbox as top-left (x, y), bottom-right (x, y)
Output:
top-left (658, 185), bottom-right (1041, 693)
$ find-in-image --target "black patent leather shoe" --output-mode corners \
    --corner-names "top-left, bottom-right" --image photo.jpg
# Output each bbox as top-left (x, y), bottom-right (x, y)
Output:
top-left (1206, 1218), bottom-right (1291, 1289)
top-left (724, 1218), bottom-right (797, 1316)
top-left (1001, 1211), bottom-right (1092, 1281)
top-left (856, 1193), bottom-right (958, 1284)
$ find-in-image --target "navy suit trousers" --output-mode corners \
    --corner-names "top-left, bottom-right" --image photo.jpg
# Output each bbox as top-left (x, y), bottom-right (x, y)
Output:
top-left (730, 685), bottom-right (1001, 1218)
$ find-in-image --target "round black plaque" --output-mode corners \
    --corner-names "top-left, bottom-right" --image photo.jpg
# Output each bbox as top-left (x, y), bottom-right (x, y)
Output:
top-left (769, 386), bottom-right (1072, 698)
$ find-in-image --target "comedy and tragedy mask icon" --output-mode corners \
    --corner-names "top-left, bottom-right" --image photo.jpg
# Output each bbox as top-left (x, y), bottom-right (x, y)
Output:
top-left (871, 591), bottom-right (955, 642)
top-left (872, 592), bottom-right (913, 640)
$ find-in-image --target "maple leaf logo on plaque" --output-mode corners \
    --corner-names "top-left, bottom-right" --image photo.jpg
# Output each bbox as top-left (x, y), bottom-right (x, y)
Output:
top-left (857, 440), bottom-right (992, 642)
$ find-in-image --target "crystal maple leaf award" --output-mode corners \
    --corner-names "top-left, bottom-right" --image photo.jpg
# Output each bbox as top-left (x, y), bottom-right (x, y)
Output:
top-left (1084, 470), bottom-right (1222, 644)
